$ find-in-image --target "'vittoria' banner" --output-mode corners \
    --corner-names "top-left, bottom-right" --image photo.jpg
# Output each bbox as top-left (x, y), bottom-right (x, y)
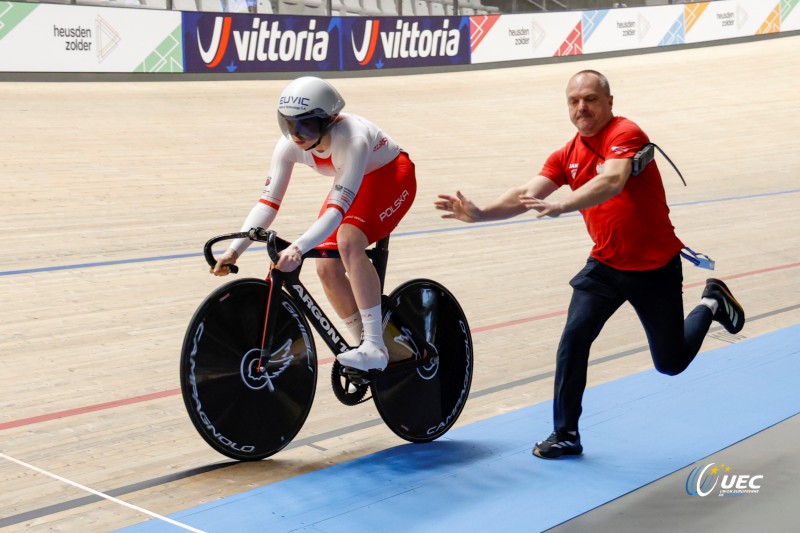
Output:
top-left (340, 16), bottom-right (470, 70)
top-left (183, 14), bottom-right (339, 73)
top-left (182, 13), bottom-right (470, 74)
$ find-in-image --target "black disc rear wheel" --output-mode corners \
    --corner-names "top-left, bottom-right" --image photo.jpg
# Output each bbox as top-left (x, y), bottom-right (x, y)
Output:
top-left (180, 278), bottom-right (316, 461)
top-left (373, 279), bottom-right (473, 442)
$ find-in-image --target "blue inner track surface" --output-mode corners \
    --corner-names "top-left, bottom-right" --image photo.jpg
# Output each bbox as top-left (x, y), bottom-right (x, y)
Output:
top-left (117, 325), bottom-right (800, 533)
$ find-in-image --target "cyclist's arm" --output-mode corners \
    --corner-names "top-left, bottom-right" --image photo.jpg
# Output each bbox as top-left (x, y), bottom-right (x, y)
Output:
top-left (229, 139), bottom-right (296, 256)
top-left (228, 204), bottom-right (279, 256)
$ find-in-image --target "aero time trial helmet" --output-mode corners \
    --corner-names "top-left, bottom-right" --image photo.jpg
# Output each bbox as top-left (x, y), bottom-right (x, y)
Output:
top-left (277, 77), bottom-right (345, 146)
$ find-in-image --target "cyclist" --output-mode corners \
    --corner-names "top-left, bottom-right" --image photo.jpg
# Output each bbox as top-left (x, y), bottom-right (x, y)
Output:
top-left (212, 76), bottom-right (417, 372)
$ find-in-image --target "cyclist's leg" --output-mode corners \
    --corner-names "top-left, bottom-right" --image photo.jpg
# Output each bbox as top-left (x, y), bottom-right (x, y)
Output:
top-left (316, 259), bottom-right (358, 315)
top-left (333, 154), bottom-right (416, 371)
top-left (313, 152), bottom-right (415, 319)
top-left (337, 225), bottom-right (381, 309)
top-left (337, 154), bottom-right (416, 309)
top-left (311, 223), bottom-right (379, 352)
top-left (312, 191), bottom-right (363, 341)
top-left (335, 224), bottom-right (388, 370)
top-left (315, 258), bottom-right (362, 344)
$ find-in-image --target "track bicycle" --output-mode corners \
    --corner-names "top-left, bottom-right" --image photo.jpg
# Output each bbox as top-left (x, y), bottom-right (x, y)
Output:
top-left (180, 228), bottom-right (474, 461)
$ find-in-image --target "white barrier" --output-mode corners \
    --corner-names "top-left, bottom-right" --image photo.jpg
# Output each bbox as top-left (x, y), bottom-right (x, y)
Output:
top-left (785, 0), bottom-right (800, 31)
top-left (0, 2), bottom-right (181, 72)
top-left (470, 0), bottom-right (794, 65)
top-left (684, 0), bottom-right (780, 44)
top-left (0, 0), bottom-right (797, 74)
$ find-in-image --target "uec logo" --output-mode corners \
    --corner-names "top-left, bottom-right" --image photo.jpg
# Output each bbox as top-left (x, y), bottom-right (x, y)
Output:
top-left (686, 462), bottom-right (763, 497)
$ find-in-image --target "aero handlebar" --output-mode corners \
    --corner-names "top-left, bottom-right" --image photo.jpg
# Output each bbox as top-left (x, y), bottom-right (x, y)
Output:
top-left (202, 228), bottom-right (292, 274)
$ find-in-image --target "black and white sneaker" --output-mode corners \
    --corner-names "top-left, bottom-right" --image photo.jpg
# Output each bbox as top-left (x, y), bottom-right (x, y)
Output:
top-left (533, 431), bottom-right (582, 459)
top-left (703, 278), bottom-right (745, 334)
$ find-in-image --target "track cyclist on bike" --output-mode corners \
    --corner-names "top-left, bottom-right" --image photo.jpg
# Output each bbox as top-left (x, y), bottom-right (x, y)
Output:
top-left (212, 76), bottom-right (417, 372)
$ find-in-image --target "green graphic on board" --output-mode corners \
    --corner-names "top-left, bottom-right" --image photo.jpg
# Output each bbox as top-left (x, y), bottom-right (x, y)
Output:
top-left (0, 2), bottom-right (38, 41)
top-left (782, 0), bottom-right (799, 21)
top-left (134, 25), bottom-right (182, 73)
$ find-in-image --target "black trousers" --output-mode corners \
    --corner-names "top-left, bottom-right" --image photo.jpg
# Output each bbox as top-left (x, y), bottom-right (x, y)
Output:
top-left (553, 254), bottom-right (713, 433)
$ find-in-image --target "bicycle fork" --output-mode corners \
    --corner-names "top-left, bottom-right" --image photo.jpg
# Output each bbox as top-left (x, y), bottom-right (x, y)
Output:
top-left (252, 268), bottom-right (283, 392)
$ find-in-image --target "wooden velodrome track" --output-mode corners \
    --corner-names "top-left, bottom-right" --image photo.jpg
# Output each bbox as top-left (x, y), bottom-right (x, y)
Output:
top-left (2, 34), bottom-right (799, 531)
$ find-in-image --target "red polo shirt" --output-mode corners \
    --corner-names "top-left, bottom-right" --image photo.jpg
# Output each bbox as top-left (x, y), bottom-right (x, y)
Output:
top-left (540, 116), bottom-right (683, 271)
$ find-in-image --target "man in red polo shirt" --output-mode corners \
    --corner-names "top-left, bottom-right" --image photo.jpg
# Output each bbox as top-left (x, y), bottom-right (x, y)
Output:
top-left (435, 70), bottom-right (744, 459)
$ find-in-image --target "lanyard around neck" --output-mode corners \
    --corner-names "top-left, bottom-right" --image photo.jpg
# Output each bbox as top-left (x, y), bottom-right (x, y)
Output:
top-left (580, 136), bottom-right (605, 161)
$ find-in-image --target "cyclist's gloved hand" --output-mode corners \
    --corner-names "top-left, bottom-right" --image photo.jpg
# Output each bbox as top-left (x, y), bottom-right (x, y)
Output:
top-left (211, 249), bottom-right (239, 276)
top-left (275, 244), bottom-right (303, 273)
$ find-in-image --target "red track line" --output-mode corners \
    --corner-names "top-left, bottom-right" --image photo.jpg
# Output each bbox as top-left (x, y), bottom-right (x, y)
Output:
top-left (0, 389), bottom-right (180, 431)
top-left (316, 309), bottom-right (569, 364)
top-left (713, 262), bottom-right (800, 280)
top-left (471, 309), bottom-right (568, 333)
top-left (3, 261), bottom-right (799, 432)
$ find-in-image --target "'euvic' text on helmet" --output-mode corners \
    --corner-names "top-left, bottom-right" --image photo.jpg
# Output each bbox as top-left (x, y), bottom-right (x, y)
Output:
top-left (278, 76), bottom-right (345, 119)
top-left (277, 77), bottom-right (345, 146)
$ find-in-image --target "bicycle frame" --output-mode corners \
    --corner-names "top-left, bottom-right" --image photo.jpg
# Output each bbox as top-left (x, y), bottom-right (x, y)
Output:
top-left (205, 229), bottom-right (390, 357)
top-left (188, 229), bottom-right (474, 457)
top-left (270, 268), bottom-right (353, 355)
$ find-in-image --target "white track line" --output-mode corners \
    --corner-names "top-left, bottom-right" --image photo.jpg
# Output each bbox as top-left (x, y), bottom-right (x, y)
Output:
top-left (0, 452), bottom-right (206, 533)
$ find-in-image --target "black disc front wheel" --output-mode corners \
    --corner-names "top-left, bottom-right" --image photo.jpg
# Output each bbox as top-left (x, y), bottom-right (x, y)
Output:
top-left (373, 279), bottom-right (473, 442)
top-left (180, 278), bottom-right (316, 461)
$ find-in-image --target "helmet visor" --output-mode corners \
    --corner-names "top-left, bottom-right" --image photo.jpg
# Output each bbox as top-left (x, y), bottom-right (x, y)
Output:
top-left (277, 111), bottom-right (325, 141)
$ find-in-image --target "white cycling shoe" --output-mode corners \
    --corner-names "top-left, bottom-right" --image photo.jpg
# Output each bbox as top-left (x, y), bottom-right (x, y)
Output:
top-left (336, 342), bottom-right (389, 371)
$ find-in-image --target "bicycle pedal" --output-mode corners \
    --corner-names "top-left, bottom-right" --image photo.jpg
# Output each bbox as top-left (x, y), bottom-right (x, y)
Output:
top-left (341, 367), bottom-right (371, 383)
top-left (364, 368), bottom-right (385, 380)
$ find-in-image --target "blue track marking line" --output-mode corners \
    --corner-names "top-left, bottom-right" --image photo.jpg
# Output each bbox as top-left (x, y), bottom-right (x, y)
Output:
top-left (3, 188), bottom-right (800, 277)
top-left (116, 325), bottom-right (800, 533)
top-left (0, 252), bottom-right (203, 277)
